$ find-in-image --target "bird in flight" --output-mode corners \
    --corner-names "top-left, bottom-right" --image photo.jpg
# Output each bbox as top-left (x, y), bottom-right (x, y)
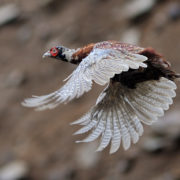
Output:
top-left (22, 41), bottom-right (179, 154)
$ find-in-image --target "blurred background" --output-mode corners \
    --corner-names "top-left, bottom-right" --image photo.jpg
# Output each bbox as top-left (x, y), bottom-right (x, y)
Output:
top-left (0, 0), bottom-right (180, 179)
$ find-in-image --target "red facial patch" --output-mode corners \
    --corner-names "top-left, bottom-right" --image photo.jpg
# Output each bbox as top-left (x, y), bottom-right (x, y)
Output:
top-left (50, 47), bottom-right (58, 57)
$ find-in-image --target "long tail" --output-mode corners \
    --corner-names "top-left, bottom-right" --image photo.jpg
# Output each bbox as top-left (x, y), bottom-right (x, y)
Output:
top-left (71, 77), bottom-right (177, 154)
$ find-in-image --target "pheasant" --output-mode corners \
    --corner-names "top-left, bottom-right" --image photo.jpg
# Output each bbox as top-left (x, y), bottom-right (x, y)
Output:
top-left (22, 41), bottom-right (180, 154)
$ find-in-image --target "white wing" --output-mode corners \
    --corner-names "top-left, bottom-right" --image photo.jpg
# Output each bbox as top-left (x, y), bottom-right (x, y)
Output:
top-left (72, 77), bottom-right (176, 154)
top-left (22, 48), bottom-right (147, 110)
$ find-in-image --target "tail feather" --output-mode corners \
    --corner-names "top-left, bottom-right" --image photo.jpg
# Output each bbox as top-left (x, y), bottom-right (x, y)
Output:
top-left (72, 77), bottom-right (176, 153)
top-left (120, 100), bottom-right (139, 144)
top-left (110, 110), bottom-right (121, 154)
top-left (117, 103), bottom-right (131, 150)
top-left (96, 112), bottom-right (112, 151)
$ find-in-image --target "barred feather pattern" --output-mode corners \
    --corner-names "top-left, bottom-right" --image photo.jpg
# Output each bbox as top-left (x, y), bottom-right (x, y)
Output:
top-left (72, 77), bottom-right (176, 154)
top-left (22, 48), bottom-right (147, 110)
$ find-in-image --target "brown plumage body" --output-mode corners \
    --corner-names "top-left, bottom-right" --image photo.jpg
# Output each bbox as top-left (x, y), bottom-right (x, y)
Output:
top-left (70, 41), bottom-right (179, 88)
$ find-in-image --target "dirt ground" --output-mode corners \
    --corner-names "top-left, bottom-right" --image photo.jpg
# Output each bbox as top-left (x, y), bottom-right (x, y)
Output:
top-left (0, 0), bottom-right (180, 179)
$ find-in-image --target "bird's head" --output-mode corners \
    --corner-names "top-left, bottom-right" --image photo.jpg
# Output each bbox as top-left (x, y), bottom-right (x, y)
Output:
top-left (43, 46), bottom-right (75, 62)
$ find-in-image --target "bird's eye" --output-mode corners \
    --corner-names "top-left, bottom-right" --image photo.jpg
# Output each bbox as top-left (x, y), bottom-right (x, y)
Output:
top-left (50, 47), bottom-right (58, 57)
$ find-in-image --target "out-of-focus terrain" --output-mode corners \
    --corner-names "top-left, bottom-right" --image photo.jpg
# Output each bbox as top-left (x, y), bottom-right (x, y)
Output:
top-left (0, 0), bottom-right (180, 179)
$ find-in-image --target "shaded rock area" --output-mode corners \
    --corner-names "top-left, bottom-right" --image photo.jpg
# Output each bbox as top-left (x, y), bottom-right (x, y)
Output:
top-left (0, 0), bottom-right (180, 180)
top-left (0, 4), bottom-right (20, 26)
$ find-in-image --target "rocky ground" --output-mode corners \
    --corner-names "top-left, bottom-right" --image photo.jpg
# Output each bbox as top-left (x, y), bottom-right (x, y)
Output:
top-left (0, 0), bottom-right (180, 179)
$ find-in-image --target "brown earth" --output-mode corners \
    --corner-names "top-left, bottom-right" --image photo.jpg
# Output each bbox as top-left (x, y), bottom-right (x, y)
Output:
top-left (0, 0), bottom-right (180, 179)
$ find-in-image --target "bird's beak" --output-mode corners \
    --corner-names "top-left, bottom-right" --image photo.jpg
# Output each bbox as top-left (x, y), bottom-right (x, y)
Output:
top-left (42, 51), bottom-right (51, 59)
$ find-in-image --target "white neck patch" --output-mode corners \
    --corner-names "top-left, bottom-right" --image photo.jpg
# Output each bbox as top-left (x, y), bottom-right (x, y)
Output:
top-left (62, 49), bottom-right (76, 62)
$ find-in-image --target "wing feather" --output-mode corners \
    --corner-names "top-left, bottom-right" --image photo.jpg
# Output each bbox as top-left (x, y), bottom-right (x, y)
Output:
top-left (96, 111), bottom-right (112, 151)
top-left (22, 48), bottom-right (147, 110)
top-left (72, 77), bottom-right (176, 153)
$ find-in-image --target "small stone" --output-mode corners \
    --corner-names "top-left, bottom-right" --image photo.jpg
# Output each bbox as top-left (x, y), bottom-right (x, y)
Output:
top-left (121, 27), bottom-right (141, 45)
top-left (121, 0), bottom-right (156, 20)
top-left (0, 161), bottom-right (29, 180)
top-left (141, 137), bottom-right (167, 153)
top-left (0, 4), bottom-right (20, 26)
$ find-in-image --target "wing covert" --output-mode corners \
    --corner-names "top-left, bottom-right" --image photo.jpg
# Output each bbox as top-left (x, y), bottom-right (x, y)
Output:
top-left (82, 48), bottom-right (148, 85)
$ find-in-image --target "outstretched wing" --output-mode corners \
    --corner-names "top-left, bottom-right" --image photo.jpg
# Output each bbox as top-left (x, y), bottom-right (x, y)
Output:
top-left (72, 77), bottom-right (176, 153)
top-left (22, 48), bottom-right (147, 110)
